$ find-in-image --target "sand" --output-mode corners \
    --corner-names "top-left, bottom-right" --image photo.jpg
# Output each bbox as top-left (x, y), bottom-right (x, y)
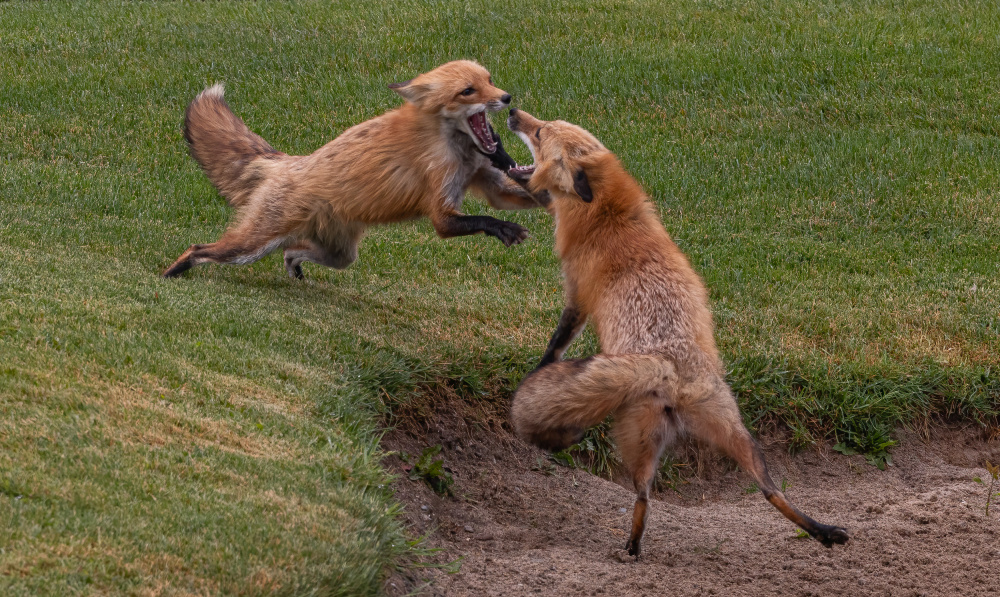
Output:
top-left (384, 406), bottom-right (999, 597)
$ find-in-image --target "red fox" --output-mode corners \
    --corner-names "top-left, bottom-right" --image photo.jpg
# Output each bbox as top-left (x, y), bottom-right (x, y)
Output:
top-left (163, 60), bottom-right (544, 279)
top-left (505, 108), bottom-right (849, 557)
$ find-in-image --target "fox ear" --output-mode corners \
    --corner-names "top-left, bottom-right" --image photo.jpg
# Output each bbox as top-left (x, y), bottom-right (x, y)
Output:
top-left (573, 169), bottom-right (593, 203)
top-left (388, 79), bottom-right (434, 108)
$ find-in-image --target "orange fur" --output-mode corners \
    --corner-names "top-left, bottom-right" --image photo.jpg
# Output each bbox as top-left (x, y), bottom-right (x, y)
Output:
top-left (164, 61), bottom-right (544, 279)
top-left (507, 109), bottom-right (849, 557)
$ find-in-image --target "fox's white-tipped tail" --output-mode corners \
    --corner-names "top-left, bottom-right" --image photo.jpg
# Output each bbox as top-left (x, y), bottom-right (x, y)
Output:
top-left (183, 82), bottom-right (284, 208)
top-left (198, 82), bottom-right (226, 100)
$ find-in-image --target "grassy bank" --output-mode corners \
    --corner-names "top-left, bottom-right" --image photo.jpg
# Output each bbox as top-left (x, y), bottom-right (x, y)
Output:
top-left (1, 0), bottom-right (998, 594)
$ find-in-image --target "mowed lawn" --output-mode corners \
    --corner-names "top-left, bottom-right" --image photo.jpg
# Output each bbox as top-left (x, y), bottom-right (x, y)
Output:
top-left (2, 0), bottom-right (999, 595)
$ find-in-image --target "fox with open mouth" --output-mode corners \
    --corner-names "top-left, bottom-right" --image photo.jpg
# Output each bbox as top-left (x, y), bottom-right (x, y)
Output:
top-left (164, 60), bottom-right (546, 279)
top-left (504, 107), bottom-right (850, 557)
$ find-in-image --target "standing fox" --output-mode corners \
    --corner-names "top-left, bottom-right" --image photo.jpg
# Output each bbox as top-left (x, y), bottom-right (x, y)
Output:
top-left (163, 60), bottom-right (544, 279)
top-left (505, 108), bottom-right (849, 557)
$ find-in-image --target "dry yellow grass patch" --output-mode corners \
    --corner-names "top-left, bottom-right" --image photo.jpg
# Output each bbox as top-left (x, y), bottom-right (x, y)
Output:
top-left (129, 552), bottom-right (220, 597)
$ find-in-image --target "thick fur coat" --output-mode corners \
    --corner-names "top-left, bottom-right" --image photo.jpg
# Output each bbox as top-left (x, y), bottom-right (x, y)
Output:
top-left (506, 108), bottom-right (849, 557)
top-left (164, 60), bottom-right (543, 279)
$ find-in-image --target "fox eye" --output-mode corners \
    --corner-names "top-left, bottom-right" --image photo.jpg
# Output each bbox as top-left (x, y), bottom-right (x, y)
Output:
top-left (460, 87), bottom-right (476, 96)
top-left (488, 76), bottom-right (493, 85)
top-left (535, 129), bottom-right (541, 140)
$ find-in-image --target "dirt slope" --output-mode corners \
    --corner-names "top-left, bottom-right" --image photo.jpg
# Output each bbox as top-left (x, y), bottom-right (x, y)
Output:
top-left (383, 406), bottom-right (999, 597)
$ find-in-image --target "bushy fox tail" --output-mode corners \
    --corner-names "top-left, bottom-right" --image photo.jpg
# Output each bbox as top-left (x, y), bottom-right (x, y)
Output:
top-left (183, 84), bottom-right (284, 207)
top-left (511, 354), bottom-right (676, 451)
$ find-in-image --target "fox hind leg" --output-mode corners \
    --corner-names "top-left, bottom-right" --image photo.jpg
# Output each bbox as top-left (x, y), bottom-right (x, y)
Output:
top-left (283, 222), bottom-right (365, 279)
top-left (282, 239), bottom-right (359, 279)
top-left (681, 379), bottom-right (849, 547)
top-left (614, 399), bottom-right (678, 558)
top-left (163, 231), bottom-right (286, 278)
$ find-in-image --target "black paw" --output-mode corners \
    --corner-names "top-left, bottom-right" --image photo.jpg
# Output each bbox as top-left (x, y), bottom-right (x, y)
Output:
top-left (162, 261), bottom-right (192, 278)
top-left (284, 259), bottom-right (305, 280)
top-left (493, 221), bottom-right (530, 247)
top-left (479, 125), bottom-right (517, 171)
top-left (815, 525), bottom-right (850, 547)
top-left (625, 539), bottom-right (642, 559)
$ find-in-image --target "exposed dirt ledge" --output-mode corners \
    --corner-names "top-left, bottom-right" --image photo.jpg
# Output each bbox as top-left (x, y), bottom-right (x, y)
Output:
top-left (382, 400), bottom-right (1000, 597)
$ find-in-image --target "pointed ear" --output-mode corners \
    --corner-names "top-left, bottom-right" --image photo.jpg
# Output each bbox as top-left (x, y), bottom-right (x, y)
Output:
top-left (388, 79), bottom-right (434, 108)
top-left (387, 78), bottom-right (413, 90)
top-left (573, 169), bottom-right (593, 203)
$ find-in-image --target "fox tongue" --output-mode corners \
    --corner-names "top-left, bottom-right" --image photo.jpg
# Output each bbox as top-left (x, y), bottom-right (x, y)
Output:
top-left (468, 111), bottom-right (497, 153)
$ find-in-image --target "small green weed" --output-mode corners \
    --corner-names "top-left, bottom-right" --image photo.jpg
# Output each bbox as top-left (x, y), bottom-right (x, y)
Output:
top-left (392, 533), bottom-right (464, 583)
top-left (656, 455), bottom-right (690, 493)
top-left (403, 446), bottom-right (454, 497)
top-left (693, 539), bottom-right (729, 554)
top-left (972, 460), bottom-right (999, 516)
top-left (553, 423), bottom-right (619, 478)
top-left (531, 456), bottom-right (561, 475)
top-left (548, 450), bottom-right (578, 469)
top-left (785, 413), bottom-right (816, 453)
top-left (833, 422), bottom-right (897, 470)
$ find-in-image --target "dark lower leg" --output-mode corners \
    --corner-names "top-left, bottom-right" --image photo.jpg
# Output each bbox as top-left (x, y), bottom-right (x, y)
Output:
top-left (682, 383), bottom-right (850, 548)
top-left (163, 246), bottom-right (197, 278)
top-left (433, 213), bottom-right (529, 247)
top-left (162, 236), bottom-right (283, 278)
top-left (282, 238), bottom-right (359, 278)
top-left (733, 433), bottom-right (849, 547)
top-left (626, 489), bottom-right (649, 557)
top-left (537, 305), bottom-right (586, 368)
top-left (615, 410), bottom-right (673, 559)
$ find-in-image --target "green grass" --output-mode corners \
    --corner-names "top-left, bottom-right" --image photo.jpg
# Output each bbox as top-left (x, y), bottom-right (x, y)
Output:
top-left (2, 0), bottom-right (999, 594)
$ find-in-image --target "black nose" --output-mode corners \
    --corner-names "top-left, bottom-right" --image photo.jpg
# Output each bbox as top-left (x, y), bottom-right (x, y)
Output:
top-left (500, 93), bottom-right (512, 104)
top-left (509, 107), bottom-right (518, 116)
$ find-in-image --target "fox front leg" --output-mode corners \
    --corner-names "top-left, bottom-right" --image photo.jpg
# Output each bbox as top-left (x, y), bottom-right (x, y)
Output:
top-left (471, 166), bottom-right (550, 210)
top-left (432, 210), bottom-right (529, 247)
top-left (537, 303), bottom-right (587, 369)
top-left (476, 125), bottom-right (517, 171)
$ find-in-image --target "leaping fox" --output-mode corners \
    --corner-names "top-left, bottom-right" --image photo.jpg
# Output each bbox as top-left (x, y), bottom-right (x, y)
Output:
top-left (163, 60), bottom-right (545, 279)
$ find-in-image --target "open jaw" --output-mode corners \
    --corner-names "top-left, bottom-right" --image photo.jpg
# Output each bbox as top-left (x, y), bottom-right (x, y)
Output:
top-left (505, 128), bottom-right (536, 181)
top-left (505, 162), bottom-right (535, 185)
top-left (468, 110), bottom-right (498, 153)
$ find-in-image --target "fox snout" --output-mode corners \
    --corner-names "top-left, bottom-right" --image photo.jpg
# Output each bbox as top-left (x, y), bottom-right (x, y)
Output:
top-left (507, 106), bottom-right (543, 133)
top-left (507, 107), bottom-right (521, 131)
top-left (485, 93), bottom-right (513, 114)
top-left (504, 108), bottom-right (539, 184)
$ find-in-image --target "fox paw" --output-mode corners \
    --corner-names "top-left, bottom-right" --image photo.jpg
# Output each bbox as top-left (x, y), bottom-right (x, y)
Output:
top-left (815, 525), bottom-right (850, 547)
top-left (494, 222), bottom-right (529, 247)
top-left (624, 538), bottom-right (642, 560)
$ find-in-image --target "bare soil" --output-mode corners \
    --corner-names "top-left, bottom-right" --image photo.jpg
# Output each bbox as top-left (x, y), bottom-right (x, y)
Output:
top-left (382, 402), bottom-right (1000, 597)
